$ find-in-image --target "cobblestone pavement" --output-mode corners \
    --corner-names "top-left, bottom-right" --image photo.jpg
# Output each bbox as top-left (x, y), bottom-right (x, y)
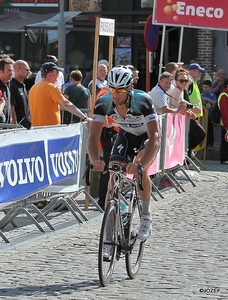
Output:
top-left (0, 168), bottom-right (227, 300)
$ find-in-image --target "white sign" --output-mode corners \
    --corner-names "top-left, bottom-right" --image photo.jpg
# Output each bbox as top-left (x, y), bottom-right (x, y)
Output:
top-left (99, 18), bottom-right (115, 37)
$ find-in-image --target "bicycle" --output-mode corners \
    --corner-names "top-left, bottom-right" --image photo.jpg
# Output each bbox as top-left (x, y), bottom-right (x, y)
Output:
top-left (87, 163), bottom-right (146, 287)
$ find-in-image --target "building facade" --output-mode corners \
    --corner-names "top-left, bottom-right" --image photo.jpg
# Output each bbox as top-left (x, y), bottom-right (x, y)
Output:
top-left (0, 0), bottom-right (226, 90)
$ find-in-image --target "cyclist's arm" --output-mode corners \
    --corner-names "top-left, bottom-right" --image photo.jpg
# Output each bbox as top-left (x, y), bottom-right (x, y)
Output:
top-left (88, 117), bottom-right (105, 172)
top-left (140, 119), bottom-right (161, 171)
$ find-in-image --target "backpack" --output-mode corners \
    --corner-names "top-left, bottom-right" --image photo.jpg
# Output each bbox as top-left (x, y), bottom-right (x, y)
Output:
top-left (211, 102), bottom-right (220, 124)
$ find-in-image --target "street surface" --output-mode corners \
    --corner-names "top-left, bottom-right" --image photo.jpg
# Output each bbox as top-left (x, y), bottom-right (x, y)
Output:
top-left (0, 169), bottom-right (227, 299)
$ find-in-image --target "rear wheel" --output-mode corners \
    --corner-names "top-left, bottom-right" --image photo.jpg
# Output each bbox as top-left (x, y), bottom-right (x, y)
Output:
top-left (125, 198), bottom-right (145, 278)
top-left (98, 199), bottom-right (118, 287)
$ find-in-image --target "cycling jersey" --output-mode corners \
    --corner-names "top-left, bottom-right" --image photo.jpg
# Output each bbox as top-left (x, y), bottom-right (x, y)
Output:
top-left (93, 89), bottom-right (157, 136)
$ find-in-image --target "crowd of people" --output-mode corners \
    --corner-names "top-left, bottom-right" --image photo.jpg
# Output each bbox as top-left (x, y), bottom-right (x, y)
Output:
top-left (0, 53), bottom-right (227, 239)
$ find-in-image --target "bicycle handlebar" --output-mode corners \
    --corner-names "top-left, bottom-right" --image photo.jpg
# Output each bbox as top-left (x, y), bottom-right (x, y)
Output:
top-left (83, 161), bottom-right (144, 191)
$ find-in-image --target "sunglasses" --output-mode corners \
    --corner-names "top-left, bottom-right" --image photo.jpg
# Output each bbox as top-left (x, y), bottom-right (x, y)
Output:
top-left (177, 79), bottom-right (189, 83)
top-left (19, 68), bottom-right (31, 72)
top-left (109, 88), bottom-right (127, 94)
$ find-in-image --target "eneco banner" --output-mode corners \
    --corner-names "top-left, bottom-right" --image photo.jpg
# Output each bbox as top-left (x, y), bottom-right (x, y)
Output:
top-left (153, 0), bottom-right (228, 30)
top-left (0, 124), bottom-right (82, 208)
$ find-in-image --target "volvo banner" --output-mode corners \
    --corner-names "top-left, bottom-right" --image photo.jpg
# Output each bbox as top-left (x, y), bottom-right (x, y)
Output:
top-left (153, 0), bottom-right (228, 30)
top-left (0, 124), bottom-right (82, 208)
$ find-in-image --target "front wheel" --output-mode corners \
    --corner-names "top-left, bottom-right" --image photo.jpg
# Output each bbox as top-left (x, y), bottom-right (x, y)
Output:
top-left (98, 199), bottom-right (118, 287)
top-left (125, 199), bottom-right (145, 279)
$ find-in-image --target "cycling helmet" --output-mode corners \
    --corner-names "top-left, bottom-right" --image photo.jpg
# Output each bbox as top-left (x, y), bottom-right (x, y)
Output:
top-left (107, 66), bottom-right (133, 89)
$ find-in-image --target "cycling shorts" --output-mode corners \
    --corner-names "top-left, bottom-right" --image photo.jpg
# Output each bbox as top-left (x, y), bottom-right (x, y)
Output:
top-left (110, 128), bottom-right (148, 164)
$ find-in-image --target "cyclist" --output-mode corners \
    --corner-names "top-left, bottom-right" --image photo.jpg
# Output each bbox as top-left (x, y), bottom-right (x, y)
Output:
top-left (88, 66), bottom-right (160, 241)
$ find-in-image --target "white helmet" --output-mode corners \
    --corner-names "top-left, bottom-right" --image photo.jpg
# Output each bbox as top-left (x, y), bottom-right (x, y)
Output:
top-left (107, 66), bottom-right (133, 89)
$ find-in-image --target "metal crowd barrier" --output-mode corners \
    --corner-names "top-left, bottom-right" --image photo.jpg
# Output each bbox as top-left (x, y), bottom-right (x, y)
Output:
top-left (0, 110), bottom-right (203, 243)
top-left (0, 123), bottom-right (102, 243)
top-left (151, 113), bottom-right (197, 199)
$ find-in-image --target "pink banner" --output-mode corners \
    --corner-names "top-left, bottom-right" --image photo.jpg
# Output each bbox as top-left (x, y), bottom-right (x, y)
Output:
top-left (164, 113), bottom-right (185, 169)
top-left (153, 0), bottom-right (228, 30)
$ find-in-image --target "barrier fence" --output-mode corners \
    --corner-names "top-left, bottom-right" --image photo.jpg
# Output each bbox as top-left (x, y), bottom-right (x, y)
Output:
top-left (0, 123), bottom-right (101, 243)
top-left (0, 110), bottom-right (208, 243)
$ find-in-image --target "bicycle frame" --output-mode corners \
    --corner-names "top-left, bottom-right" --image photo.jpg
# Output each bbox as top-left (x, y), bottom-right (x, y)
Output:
top-left (94, 162), bottom-right (145, 286)
top-left (109, 168), bottom-right (139, 256)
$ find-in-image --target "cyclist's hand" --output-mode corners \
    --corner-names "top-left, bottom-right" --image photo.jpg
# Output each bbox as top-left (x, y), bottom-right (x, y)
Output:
top-left (92, 160), bottom-right (105, 172)
top-left (126, 162), bottom-right (138, 175)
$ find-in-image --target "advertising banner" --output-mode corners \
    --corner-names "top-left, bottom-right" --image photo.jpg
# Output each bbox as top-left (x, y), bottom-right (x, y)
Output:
top-left (153, 0), bottom-right (228, 30)
top-left (0, 124), bottom-right (82, 208)
top-left (163, 113), bottom-right (185, 170)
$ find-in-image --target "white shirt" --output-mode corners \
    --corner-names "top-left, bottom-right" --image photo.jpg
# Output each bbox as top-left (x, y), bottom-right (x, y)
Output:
top-left (148, 85), bottom-right (170, 115)
top-left (88, 78), bottom-right (108, 95)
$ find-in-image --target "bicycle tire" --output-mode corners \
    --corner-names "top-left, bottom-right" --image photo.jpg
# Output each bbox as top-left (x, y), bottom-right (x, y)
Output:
top-left (125, 198), bottom-right (145, 279)
top-left (98, 199), bottom-right (118, 287)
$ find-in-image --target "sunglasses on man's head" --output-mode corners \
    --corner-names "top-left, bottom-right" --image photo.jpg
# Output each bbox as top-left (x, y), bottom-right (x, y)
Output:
top-left (109, 88), bottom-right (127, 94)
top-left (176, 79), bottom-right (189, 83)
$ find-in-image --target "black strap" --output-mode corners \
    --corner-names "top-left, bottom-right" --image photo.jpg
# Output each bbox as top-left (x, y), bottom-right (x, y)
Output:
top-left (158, 84), bottom-right (191, 107)
top-left (158, 84), bottom-right (181, 108)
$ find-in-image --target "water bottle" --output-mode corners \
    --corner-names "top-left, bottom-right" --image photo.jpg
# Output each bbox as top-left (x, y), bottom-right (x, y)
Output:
top-left (120, 201), bottom-right (128, 225)
top-left (120, 200), bottom-right (127, 213)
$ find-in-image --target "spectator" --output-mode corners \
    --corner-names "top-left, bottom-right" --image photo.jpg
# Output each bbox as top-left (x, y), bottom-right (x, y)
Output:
top-left (169, 68), bottom-right (196, 120)
top-left (126, 65), bottom-right (139, 85)
top-left (82, 59), bottom-right (109, 88)
top-left (187, 63), bottom-right (206, 156)
top-left (10, 59), bottom-right (32, 129)
top-left (211, 69), bottom-right (227, 98)
top-left (63, 69), bottom-right (91, 124)
top-left (0, 57), bottom-right (14, 124)
top-left (164, 61), bottom-right (179, 91)
top-left (29, 62), bottom-right (91, 209)
top-left (148, 71), bottom-right (186, 115)
top-left (35, 55), bottom-right (65, 92)
top-left (88, 64), bottom-right (109, 96)
top-left (217, 78), bottom-right (228, 164)
top-left (29, 62), bottom-right (91, 127)
top-left (201, 80), bottom-right (217, 148)
top-left (87, 63), bottom-right (109, 204)
top-left (188, 63), bottom-right (204, 117)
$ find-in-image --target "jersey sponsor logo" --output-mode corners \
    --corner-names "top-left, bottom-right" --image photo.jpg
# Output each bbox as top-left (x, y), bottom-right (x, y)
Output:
top-left (119, 123), bottom-right (144, 128)
top-left (94, 102), bottom-right (108, 109)
top-left (111, 114), bottom-right (142, 123)
top-left (148, 115), bottom-right (158, 121)
top-left (117, 143), bottom-right (124, 154)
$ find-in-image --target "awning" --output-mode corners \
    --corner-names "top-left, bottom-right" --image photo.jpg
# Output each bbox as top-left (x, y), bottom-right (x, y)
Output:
top-left (0, 11), bottom-right (56, 32)
top-left (25, 11), bottom-right (82, 44)
top-left (0, 11), bottom-right (82, 44)
top-left (25, 11), bottom-right (82, 29)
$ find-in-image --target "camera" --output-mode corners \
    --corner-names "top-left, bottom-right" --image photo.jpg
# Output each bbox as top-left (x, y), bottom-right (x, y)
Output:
top-left (186, 103), bottom-right (193, 109)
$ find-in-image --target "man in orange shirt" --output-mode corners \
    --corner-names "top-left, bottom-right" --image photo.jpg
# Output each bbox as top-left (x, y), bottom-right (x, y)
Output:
top-left (29, 62), bottom-right (91, 126)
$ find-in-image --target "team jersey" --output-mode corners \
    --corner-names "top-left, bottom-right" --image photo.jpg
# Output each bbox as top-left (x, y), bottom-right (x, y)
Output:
top-left (93, 89), bottom-right (157, 136)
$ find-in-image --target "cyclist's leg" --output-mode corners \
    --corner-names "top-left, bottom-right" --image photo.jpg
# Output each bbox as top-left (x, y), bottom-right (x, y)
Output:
top-left (105, 130), bottom-right (134, 208)
top-left (133, 149), bottom-right (152, 206)
top-left (133, 147), bottom-right (153, 241)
